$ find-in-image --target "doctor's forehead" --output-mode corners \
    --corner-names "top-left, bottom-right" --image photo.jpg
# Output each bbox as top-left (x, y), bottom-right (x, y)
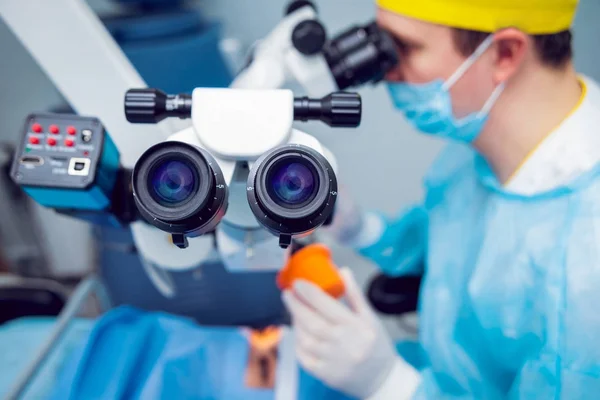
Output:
top-left (375, 8), bottom-right (452, 47)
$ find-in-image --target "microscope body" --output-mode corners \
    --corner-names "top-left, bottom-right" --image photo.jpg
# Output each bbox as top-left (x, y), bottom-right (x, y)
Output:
top-left (10, 86), bottom-right (357, 299)
top-left (119, 86), bottom-right (361, 294)
top-left (125, 88), bottom-right (359, 238)
top-left (10, 0), bottom-right (398, 296)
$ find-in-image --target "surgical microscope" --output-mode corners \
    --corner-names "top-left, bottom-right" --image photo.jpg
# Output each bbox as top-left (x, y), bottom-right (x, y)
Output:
top-left (11, 87), bottom-right (361, 251)
top-left (8, 0), bottom-right (401, 301)
top-left (6, 0), bottom-right (414, 320)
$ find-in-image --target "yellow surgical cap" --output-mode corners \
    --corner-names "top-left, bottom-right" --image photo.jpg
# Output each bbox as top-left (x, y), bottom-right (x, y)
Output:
top-left (376, 0), bottom-right (578, 34)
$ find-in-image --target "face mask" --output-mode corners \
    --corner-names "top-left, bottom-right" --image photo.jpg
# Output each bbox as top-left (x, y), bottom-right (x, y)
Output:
top-left (387, 35), bottom-right (505, 143)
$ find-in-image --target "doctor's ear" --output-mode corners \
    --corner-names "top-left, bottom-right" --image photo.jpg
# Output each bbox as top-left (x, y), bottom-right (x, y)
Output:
top-left (491, 28), bottom-right (529, 84)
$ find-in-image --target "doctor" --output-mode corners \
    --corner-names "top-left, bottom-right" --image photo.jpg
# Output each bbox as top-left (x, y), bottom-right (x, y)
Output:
top-left (283, 0), bottom-right (600, 398)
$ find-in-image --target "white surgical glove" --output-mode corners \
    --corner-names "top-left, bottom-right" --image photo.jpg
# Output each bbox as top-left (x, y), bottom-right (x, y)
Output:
top-left (282, 268), bottom-right (421, 399)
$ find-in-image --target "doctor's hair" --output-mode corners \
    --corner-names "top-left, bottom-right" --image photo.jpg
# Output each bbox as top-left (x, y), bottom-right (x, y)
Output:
top-left (452, 29), bottom-right (573, 69)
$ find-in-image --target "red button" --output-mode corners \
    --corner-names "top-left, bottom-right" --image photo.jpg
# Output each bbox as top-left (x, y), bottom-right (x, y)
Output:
top-left (29, 136), bottom-right (40, 145)
top-left (32, 123), bottom-right (43, 133)
top-left (67, 126), bottom-right (77, 135)
top-left (49, 125), bottom-right (60, 134)
top-left (65, 139), bottom-right (75, 147)
top-left (47, 137), bottom-right (57, 146)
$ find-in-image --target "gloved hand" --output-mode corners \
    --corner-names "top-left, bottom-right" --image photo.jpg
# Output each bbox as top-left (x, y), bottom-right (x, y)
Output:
top-left (282, 268), bottom-right (421, 399)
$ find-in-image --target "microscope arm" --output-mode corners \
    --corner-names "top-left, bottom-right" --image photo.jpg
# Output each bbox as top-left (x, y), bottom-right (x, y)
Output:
top-left (229, 4), bottom-right (337, 96)
top-left (231, 46), bottom-right (337, 96)
top-left (231, 58), bottom-right (287, 90)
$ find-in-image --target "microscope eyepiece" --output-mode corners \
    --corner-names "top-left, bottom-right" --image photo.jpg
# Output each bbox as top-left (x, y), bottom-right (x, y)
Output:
top-left (293, 92), bottom-right (362, 127)
top-left (132, 141), bottom-right (228, 248)
top-left (125, 89), bottom-right (192, 124)
top-left (324, 21), bottom-right (399, 90)
top-left (247, 144), bottom-right (337, 249)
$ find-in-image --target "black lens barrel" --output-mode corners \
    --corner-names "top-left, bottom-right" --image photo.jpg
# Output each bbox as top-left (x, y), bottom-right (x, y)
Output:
top-left (132, 142), bottom-right (227, 246)
top-left (293, 92), bottom-right (361, 127)
top-left (125, 89), bottom-right (192, 124)
top-left (247, 145), bottom-right (337, 248)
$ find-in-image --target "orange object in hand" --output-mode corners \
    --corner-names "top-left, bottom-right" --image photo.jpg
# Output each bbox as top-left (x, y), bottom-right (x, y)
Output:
top-left (277, 244), bottom-right (345, 298)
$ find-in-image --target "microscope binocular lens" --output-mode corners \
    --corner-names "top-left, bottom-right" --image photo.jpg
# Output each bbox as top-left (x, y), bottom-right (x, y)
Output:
top-left (132, 142), bottom-right (228, 244)
top-left (133, 143), bottom-right (337, 249)
top-left (248, 145), bottom-right (338, 248)
top-left (124, 87), bottom-right (356, 249)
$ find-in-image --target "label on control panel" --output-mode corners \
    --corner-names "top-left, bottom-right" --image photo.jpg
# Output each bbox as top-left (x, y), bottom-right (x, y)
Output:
top-left (54, 147), bottom-right (77, 153)
top-left (52, 168), bottom-right (68, 175)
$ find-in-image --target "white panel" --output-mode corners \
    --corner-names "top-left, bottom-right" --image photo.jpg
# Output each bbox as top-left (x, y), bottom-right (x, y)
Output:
top-left (192, 88), bottom-right (293, 159)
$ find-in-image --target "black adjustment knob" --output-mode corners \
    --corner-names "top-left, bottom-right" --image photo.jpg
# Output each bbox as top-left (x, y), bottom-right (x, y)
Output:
top-left (124, 88), bottom-right (191, 124)
top-left (285, 0), bottom-right (316, 15)
top-left (367, 274), bottom-right (422, 316)
top-left (323, 92), bottom-right (362, 127)
top-left (125, 89), bottom-right (166, 124)
top-left (292, 20), bottom-right (327, 55)
top-left (293, 92), bottom-right (362, 127)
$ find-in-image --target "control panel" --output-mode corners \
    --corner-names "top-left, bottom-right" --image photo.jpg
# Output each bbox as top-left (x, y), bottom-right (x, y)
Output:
top-left (11, 113), bottom-right (120, 212)
top-left (12, 113), bottom-right (107, 190)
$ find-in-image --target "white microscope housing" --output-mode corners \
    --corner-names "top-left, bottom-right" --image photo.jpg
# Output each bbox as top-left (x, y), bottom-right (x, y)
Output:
top-left (124, 87), bottom-right (361, 293)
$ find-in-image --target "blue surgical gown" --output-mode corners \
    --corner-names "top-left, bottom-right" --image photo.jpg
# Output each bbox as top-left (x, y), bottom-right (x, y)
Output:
top-left (360, 142), bottom-right (600, 398)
